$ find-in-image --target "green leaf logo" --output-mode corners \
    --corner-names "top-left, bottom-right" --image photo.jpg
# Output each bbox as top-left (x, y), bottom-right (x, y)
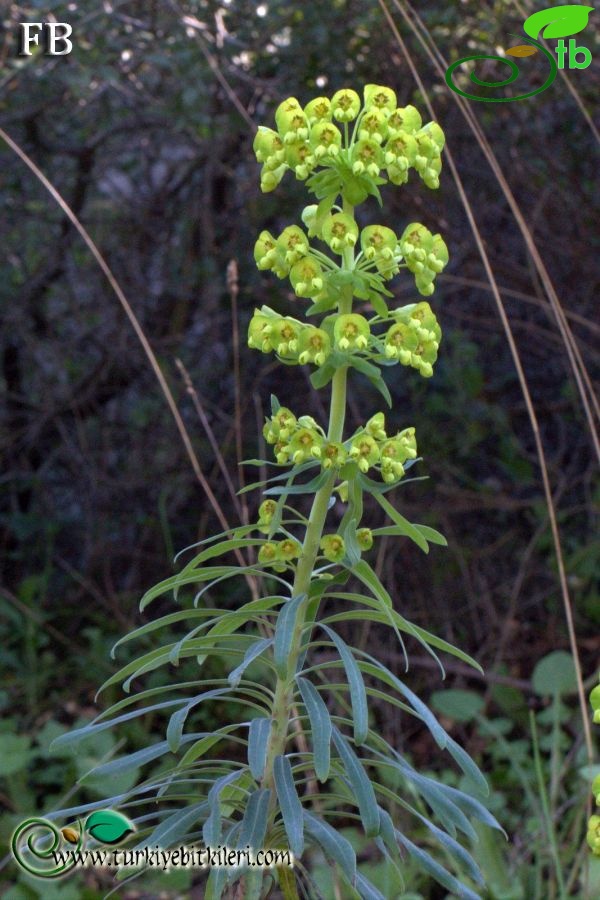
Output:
top-left (84, 810), bottom-right (135, 845)
top-left (524, 4), bottom-right (594, 40)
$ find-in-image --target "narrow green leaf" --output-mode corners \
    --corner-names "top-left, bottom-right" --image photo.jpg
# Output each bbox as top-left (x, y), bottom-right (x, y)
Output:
top-left (273, 755), bottom-right (304, 857)
top-left (355, 872), bottom-right (386, 900)
top-left (203, 770), bottom-right (245, 846)
top-left (134, 801), bottom-right (209, 850)
top-left (297, 677), bottom-right (331, 782)
top-left (167, 688), bottom-right (231, 752)
top-left (228, 638), bottom-right (273, 689)
top-left (178, 724), bottom-right (245, 769)
top-left (303, 810), bottom-right (356, 881)
top-left (395, 831), bottom-right (482, 900)
top-left (413, 523), bottom-right (447, 546)
top-left (373, 493), bottom-right (429, 552)
top-left (331, 727), bottom-right (379, 838)
top-left (237, 789), bottom-right (271, 850)
top-left (320, 625), bottom-right (368, 746)
top-left (274, 594), bottom-right (306, 679)
top-left (248, 717), bottom-right (272, 781)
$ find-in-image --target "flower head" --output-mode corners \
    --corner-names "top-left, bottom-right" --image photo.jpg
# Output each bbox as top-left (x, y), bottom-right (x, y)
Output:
top-left (320, 533), bottom-right (346, 562)
top-left (264, 407), bottom-right (297, 444)
top-left (275, 98), bottom-right (309, 144)
top-left (290, 257), bottom-right (324, 298)
top-left (360, 224), bottom-right (399, 276)
top-left (351, 139), bottom-right (383, 178)
top-left (278, 537), bottom-right (301, 561)
top-left (253, 126), bottom-right (286, 168)
top-left (260, 164), bottom-right (287, 193)
top-left (349, 431), bottom-right (380, 473)
top-left (271, 317), bottom-right (301, 357)
top-left (254, 230), bottom-right (278, 271)
top-left (304, 96), bottom-right (332, 125)
top-left (356, 527), bottom-right (374, 551)
top-left (248, 312), bottom-right (274, 353)
top-left (257, 498), bottom-right (277, 533)
top-left (364, 84), bottom-right (397, 115)
top-left (358, 108), bottom-right (388, 145)
top-left (365, 412), bottom-right (387, 441)
top-left (321, 441), bottom-right (347, 470)
top-left (384, 323), bottom-right (419, 363)
top-left (386, 105), bottom-right (422, 138)
top-left (285, 141), bottom-right (316, 180)
top-left (322, 213), bottom-right (358, 254)
top-left (384, 133), bottom-right (417, 170)
top-left (309, 122), bottom-right (342, 159)
top-left (334, 313), bottom-right (370, 352)
top-left (277, 225), bottom-right (309, 265)
top-left (287, 426), bottom-right (323, 464)
top-left (331, 88), bottom-right (361, 122)
top-left (298, 326), bottom-right (331, 366)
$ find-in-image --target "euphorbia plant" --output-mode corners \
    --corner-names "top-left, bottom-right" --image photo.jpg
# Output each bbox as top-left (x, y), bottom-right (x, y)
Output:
top-left (53, 85), bottom-right (502, 898)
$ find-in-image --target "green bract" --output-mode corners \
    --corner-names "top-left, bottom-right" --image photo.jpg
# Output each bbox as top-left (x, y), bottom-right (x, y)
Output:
top-left (57, 86), bottom-right (503, 900)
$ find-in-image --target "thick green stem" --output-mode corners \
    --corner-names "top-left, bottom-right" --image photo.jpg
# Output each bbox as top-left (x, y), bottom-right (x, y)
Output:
top-left (260, 206), bottom-right (355, 814)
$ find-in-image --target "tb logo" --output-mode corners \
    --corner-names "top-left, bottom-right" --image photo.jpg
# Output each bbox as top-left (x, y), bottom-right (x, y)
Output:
top-left (19, 22), bottom-right (73, 57)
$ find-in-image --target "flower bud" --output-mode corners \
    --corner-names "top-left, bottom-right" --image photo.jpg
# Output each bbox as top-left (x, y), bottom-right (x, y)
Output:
top-left (331, 88), bottom-right (361, 122)
top-left (320, 533), bottom-right (346, 562)
top-left (333, 313), bottom-right (370, 352)
top-left (248, 312), bottom-right (274, 353)
top-left (253, 126), bottom-right (286, 167)
top-left (301, 204), bottom-right (321, 238)
top-left (258, 541), bottom-right (280, 565)
top-left (285, 141), bottom-right (316, 180)
top-left (587, 815), bottom-right (600, 856)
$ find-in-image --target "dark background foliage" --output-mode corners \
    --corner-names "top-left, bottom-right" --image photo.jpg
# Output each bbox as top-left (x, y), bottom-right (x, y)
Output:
top-left (0, 0), bottom-right (598, 896)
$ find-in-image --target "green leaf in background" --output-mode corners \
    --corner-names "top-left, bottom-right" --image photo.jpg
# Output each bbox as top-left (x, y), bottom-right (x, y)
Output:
top-left (523, 4), bottom-right (594, 39)
top-left (84, 809), bottom-right (135, 844)
top-left (0, 734), bottom-right (32, 776)
top-left (532, 650), bottom-right (577, 696)
top-left (430, 688), bottom-right (485, 723)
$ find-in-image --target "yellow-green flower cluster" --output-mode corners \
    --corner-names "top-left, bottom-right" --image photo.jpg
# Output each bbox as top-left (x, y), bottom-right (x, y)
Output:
top-left (349, 416), bottom-right (417, 483)
top-left (263, 411), bottom-right (325, 466)
top-left (384, 302), bottom-right (442, 378)
top-left (252, 86), bottom-right (446, 196)
top-left (262, 408), bottom-right (416, 483)
top-left (258, 537), bottom-right (302, 570)
top-left (399, 224), bottom-right (448, 297)
top-left (248, 308), bottom-right (331, 367)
